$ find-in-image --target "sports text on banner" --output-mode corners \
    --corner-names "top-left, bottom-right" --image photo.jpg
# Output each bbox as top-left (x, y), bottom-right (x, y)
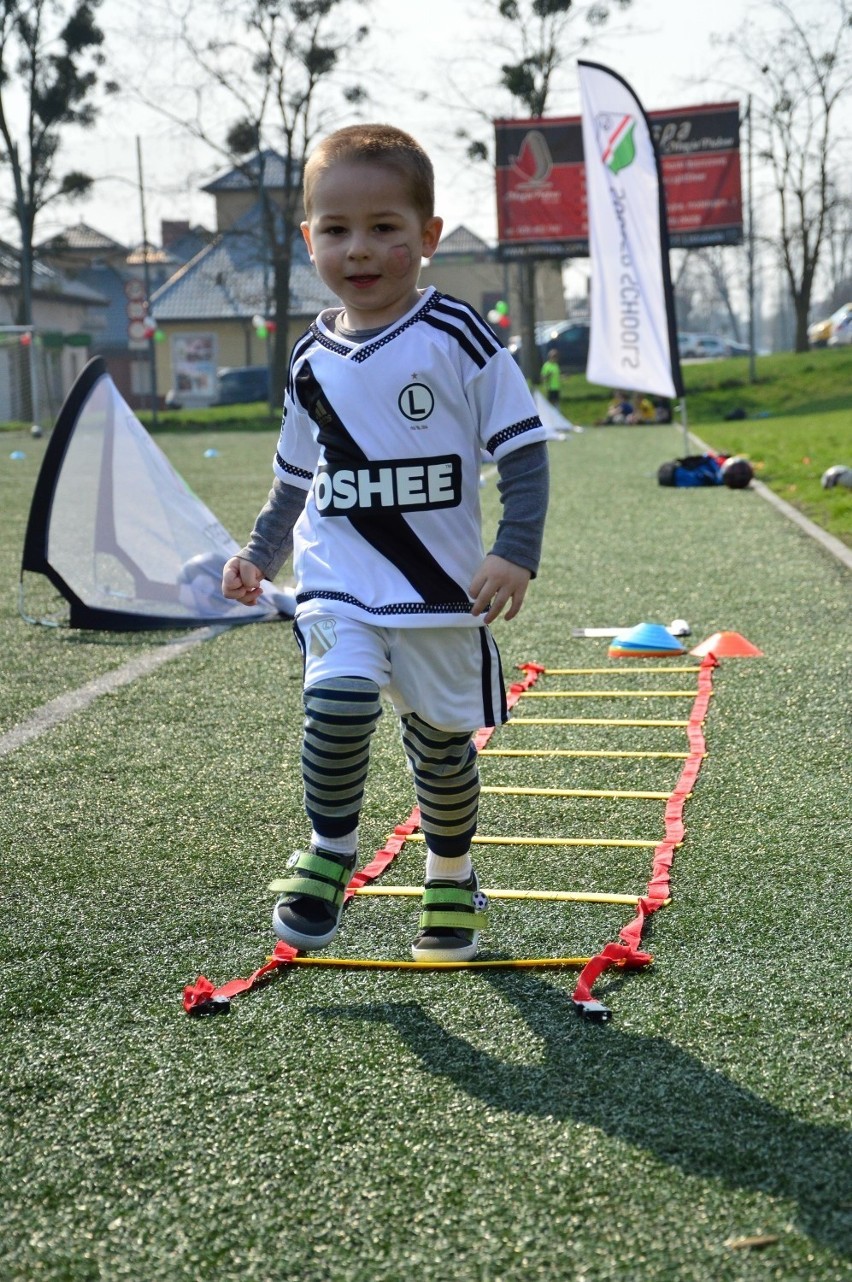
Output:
top-left (577, 61), bottom-right (683, 399)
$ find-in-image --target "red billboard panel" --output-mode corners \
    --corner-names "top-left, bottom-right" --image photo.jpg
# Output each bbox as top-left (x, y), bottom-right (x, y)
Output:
top-left (495, 102), bottom-right (742, 257)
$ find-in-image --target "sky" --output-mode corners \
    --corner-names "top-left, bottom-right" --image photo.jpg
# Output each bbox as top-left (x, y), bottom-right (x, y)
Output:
top-left (7, 0), bottom-right (775, 254)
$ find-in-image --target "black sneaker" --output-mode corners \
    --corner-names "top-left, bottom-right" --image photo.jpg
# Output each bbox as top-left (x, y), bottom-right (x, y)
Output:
top-left (410, 871), bottom-right (488, 962)
top-left (269, 846), bottom-right (357, 951)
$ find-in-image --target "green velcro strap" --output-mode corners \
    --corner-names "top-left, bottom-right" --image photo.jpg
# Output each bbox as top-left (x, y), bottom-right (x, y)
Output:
top-left (293, 851), bottom-right (351, 884)
top-left (418, 910), bottom-right (487, 932)
top-left (421, 885), bottom-right (476, 908)
top-left (271, 876), bottom-right (343, 906)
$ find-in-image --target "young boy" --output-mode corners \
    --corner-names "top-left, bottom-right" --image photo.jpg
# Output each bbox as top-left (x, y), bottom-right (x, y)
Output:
top-left (222, 123), bottom-right (549, 962)
top-left (539, 348), bottom-right (561, 406)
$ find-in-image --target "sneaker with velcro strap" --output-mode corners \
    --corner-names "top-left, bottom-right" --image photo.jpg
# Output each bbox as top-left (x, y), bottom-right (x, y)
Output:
top-left (410, 871), bottom-right (488, 962)
top-left (269, 846), bottom-right (357, 951)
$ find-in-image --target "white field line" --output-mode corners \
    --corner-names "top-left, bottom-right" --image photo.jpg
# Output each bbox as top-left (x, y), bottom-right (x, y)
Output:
top-left (0, 625), bottom-right (226, 758)
top-left (689, 431), bottom-right (852, 571)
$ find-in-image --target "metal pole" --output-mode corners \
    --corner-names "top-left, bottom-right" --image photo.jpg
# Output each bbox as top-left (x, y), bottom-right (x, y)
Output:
top-left (27, 327), bottom-right (41, 428)
top-left (258, 149), bottom-right (275, 413)
top-left (519, 258), bottom-right (538, 383)
top-left (679, 394), bottom-right (690, 456)
top-left (136, 137), bottom-right (158, 425)
top-left (746, 96), bottom-right (757, 384)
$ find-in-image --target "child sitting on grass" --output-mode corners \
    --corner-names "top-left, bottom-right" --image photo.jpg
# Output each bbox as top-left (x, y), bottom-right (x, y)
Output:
top-left (222, 123), bottom-right (549, 961)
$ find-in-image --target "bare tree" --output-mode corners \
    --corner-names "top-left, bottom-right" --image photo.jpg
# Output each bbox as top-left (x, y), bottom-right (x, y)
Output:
top-left (143, 0), bottom-right (369, 394)
top-left (695, 247), bottom-right (746, 341)
top-left (722, 0), bottom-right (852, 351)
top-left (0, 0), bottom-right (113, 325)
top-left (457, 0), bottom-right (633, 163)
top-left (452, 0), bottom-right (633, 379)
top-left (821, 186), bottom-right (852, 309)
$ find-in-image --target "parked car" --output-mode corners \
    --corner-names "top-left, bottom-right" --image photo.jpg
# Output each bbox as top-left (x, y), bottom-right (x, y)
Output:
top-left (214, 365), bottom-right (270, 405)
top-left (165, 365), bottom-right (271, 411)
top-left (827, 311), bottom-right (852, 346)
top-left (508, 320), bottom-right (590, 371)
top-left (809, 302), bottom-right (851, 348)
top-left (679, 333), bottom-right (744, 360)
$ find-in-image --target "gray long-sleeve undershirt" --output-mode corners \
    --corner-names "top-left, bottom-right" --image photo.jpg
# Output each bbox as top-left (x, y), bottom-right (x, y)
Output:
top-left (239, 440), bottom-right (549, 584)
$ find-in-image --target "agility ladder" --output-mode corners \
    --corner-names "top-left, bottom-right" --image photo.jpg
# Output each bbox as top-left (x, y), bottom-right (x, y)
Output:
top-left (184, 655), bottom-right (716, 1020)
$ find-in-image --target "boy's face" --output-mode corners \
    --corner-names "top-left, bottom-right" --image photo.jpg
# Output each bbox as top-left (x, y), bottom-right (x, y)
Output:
top-left (302, 161), bottom-right (442, 330)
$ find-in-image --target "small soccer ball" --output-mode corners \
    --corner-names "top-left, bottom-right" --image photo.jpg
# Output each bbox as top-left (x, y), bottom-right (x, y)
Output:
top-left (30, 424), bottom-right (43, 438)
top-left (821, 464), bottom-right (852, 490)
top-left (669, 619), bottom-right (691, 637)
top-left (721, 456), bottom-right (753, 489)
top-left (176, 551), bottom-right (227, 583)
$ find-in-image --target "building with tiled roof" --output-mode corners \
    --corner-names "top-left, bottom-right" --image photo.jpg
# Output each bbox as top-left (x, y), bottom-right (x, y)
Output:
top-left (149, 191), bottom-right (336, 404)
top-left (0, 240), bottom-right (109, 421)
top-left (431, 225), bottom-right (493, 259)
top-left (36, 220), bottom-right (215, 410)
top-left (202, 149), bottom-right (299, 194)
top-left (202, 150), bottom-right (303, 233)
top-left (421, 224), bottom-right (565, 329)
top-left (37, 222), bottom-right (129, 259)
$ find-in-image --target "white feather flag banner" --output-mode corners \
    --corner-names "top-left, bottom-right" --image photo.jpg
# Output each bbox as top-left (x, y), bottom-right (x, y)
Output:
top-left (578, 60), bottom-right (683, 399)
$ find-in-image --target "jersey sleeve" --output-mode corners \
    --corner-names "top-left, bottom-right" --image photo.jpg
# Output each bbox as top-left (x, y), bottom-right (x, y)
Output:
top-left (470, 347), bottom-right (549, 461)
top-left (273, 352), bottom-right (319, 490)
top-left (490, 441), bottom-right (549, 576)
top-left (238, 478), bottom-right (306, 581)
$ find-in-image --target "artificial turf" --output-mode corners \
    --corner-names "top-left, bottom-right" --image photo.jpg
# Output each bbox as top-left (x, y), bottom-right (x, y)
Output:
top-left (1, 417), bottom-right (850, 1281)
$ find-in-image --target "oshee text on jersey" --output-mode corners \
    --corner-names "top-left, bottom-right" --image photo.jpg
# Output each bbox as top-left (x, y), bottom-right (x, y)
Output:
top-left (314, 454), bottom-right (462, 515)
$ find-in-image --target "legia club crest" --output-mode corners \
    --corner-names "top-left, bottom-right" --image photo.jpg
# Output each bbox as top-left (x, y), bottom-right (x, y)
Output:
top-left (596, 112), bottom-right (636, 175)
top-left (510, 130), bottom-right (553, 188)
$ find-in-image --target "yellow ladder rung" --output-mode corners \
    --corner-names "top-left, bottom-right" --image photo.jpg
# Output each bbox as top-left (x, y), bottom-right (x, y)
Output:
top-left (275, 955), bottom-right (596, 970)
top-left (507, 716), bottom-right (692, 727)
top-left (352, 886), bottom-right (665, 906)
top-left (535, 666), bottom-right (701, 675)
top-left (480, 748), bottom-right (693, 759)
top-left (519, 689), bottom-right (701, 699)
top-left (482, 784), bottom-right (678, 800)
top-left (408, 834), bottom-right (673, 849)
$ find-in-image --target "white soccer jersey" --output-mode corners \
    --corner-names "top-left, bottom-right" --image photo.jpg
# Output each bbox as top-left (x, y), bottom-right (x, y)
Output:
top-left (274, 286), bottom-right (547, 628)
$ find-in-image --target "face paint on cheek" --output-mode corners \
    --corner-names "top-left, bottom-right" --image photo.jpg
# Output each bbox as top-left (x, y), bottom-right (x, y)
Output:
top-left (387, 243), bottom-right (413, 277)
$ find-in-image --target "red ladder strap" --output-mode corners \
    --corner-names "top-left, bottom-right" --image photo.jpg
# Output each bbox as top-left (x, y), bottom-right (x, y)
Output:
top-left (572, 653), bottom-right (717, 1015)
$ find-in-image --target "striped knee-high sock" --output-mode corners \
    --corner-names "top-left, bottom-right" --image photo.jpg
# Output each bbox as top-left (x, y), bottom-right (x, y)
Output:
top-left (302, 677), bottom-right (382, 840)
top-left (400, 714), bottom-right (479, 869)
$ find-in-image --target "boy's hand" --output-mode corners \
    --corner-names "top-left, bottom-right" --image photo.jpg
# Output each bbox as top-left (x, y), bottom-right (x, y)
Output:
top-left (469, 554), bottom-right (531, 624)
top-left (222, 555), bottom-right (265, 605)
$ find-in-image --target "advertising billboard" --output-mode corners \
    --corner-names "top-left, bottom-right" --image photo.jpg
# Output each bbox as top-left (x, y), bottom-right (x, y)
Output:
top-left (495, 102), bottom-right (742, 257)
top-left (169, 332), bottom-right (219, 407)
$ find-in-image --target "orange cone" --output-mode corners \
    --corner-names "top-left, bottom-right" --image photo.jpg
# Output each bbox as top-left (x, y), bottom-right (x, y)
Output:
top-left (690, 631), bottom-right (763, 657)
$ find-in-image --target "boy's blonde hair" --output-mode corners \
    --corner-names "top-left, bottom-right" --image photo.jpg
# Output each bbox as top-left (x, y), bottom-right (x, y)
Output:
top-left (303, 124), bottom-right (435, 222)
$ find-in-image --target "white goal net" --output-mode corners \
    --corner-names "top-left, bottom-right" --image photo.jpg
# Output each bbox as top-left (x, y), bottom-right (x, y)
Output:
top-left (0, 327), bottom-right (66, 425)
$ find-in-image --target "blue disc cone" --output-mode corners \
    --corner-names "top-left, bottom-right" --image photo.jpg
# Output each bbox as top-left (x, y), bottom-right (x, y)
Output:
top-left (609, 622), bottom-right (686, 657)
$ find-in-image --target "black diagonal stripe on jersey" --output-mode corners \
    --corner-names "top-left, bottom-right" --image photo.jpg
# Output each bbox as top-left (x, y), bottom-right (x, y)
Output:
top-left (287, 331), bottom-right (316, 399)
top-left (295, 361), bottom-right (470, 606)
top-left (421, 313), bottom-right (487, 369)
top-left (432, 296), bottom-right (500, 360)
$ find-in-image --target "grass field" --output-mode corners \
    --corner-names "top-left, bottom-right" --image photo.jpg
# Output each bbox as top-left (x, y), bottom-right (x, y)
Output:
top-left (1, 401), bottom-right (850, 1280)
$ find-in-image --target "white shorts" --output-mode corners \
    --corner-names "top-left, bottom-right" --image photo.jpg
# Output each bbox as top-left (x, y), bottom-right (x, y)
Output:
top-left (293, 607), bottom-right (507, 732)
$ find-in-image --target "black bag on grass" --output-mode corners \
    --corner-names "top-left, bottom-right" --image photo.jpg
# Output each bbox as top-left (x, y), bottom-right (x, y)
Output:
top-left (657, 454), bottom-right (724, 487)
top-left (657, 453), bottom-right (754, 489)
